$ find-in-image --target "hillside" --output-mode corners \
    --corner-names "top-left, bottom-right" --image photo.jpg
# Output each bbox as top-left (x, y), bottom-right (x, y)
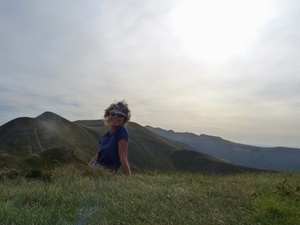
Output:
top-left (0, 112), bottom-right (97, 162)
top-left (1, 168), bottom-right (300, 225)
top-left (145, 126), bottom-right (300, 171)
top-left (0, 112), bottom-right (259, 173)
top-left (74, 119), bottom-right (188, 171)
top-left (74, 119), bottom-right (258, 173)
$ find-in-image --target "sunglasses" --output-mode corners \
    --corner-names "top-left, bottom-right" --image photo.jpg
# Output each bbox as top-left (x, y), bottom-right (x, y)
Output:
top-left (110, 111), bottom-right (125, 118)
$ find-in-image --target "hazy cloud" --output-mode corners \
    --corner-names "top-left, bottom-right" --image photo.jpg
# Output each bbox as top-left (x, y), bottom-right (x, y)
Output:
top-left (1, 0), bottom-right (300, 147)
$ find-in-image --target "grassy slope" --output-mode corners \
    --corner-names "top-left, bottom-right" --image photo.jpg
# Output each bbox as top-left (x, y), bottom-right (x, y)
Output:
top-left (0, 167), bottom-right (299, 225)
top-left (0, 112), bottom-right (98, 162)
top-left (76, 120), bottom-right (200, 171)
top-left (77, 121), bottom-right (255, 173)
top-left (1, 114), bottom-right (189, 172)
top-left (0, 148), bottom-right (87, 171)
top-left (0, 113), bottom-right (266, 174)
top-left (170, 150), bottom-right (261, 174)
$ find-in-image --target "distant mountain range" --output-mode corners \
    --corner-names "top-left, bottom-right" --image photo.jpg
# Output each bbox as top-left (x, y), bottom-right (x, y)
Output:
top-left (145, 126), bottom-right (300, 172)
top-left (0, 112), bottom-right (261, 174)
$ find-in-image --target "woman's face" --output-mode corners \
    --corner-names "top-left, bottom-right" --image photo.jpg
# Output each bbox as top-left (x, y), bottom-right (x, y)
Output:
top-left (109, 109), bottom-right (125, 127)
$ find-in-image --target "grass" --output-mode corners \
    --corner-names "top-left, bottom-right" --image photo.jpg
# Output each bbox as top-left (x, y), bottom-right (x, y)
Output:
top-left (0, 166), bottom-right (299, 225)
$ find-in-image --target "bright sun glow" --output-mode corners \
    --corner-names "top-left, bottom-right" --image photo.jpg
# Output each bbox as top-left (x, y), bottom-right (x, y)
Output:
top-left (169, 0), bottom-right (275, 63)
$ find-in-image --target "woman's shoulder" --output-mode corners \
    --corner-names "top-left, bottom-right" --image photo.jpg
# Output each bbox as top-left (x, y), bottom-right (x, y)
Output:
top-left (117, 125), bottom-right (128, 133)
top-left (115, 126), bottom-right (129, 141)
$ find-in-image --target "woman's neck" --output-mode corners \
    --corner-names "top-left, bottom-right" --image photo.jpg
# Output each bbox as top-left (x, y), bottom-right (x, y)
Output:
top-left (109, 126), bottom-right (117, 134)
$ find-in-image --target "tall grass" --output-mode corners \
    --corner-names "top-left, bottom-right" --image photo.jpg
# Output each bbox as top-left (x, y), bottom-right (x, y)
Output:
top-left (0, 166), bottom-right (299, 225)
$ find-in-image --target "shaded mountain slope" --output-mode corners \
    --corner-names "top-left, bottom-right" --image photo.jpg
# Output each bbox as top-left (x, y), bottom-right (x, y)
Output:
top-left (170, 150), bottom-right (260, 173)
top-left (74, 120), bottom-right (193, 171)
top-left (78, 120), bottom-right (261, 173)
top-left (145, 126), bottom-right (300, 171)
top-left (0, 112), bottom-right (97, 162)
top-left (0, 112), bottom-right (265, 173)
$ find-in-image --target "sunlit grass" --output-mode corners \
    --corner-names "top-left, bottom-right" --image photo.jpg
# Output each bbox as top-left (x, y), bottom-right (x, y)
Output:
top-left (0, 166), bottom-right (299, 225)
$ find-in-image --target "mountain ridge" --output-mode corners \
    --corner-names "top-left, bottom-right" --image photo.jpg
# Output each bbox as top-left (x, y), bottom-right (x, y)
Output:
top-left (0, 111), bottom-right (261, 173)
top-left (145, 125), bottom-right (300, 171)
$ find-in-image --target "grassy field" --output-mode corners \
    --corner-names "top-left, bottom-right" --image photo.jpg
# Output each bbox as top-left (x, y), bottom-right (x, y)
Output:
top-left (0, 166), bottom-right (299, 225)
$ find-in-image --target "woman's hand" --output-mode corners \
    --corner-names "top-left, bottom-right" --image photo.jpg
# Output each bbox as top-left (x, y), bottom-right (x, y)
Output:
top-left (118, 138), bottom-right (131, 176)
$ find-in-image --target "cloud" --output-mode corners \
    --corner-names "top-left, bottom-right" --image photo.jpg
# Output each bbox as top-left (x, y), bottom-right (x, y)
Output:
top-left (1, 0), bottom-right (300, 147)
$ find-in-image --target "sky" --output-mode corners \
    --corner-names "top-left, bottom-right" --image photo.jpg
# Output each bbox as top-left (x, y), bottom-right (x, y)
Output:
top-left (1, 0), bottom-right (300, 148)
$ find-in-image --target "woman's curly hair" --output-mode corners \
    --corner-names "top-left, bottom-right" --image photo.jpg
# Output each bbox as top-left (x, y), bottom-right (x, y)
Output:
top-left (103, 100), bottom-right (131, 126)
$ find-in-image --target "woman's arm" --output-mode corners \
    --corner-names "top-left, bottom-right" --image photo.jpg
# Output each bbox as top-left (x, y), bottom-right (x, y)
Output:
top-left (87, 154), bottom-right (98, 167)
top-left (118, 138), bottom-right (131, 176)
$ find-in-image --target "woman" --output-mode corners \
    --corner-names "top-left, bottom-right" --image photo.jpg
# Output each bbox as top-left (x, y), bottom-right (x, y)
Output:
top-left (88, 100), bottom-right (131, 176)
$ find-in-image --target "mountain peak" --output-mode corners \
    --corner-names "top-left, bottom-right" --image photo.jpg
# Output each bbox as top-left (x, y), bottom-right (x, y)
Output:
top-left (36, 111), bottom-right (68, 122)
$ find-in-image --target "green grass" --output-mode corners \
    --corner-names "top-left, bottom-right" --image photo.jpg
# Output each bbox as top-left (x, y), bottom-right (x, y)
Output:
top-left (0, 166), bottom-right (299, 225)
